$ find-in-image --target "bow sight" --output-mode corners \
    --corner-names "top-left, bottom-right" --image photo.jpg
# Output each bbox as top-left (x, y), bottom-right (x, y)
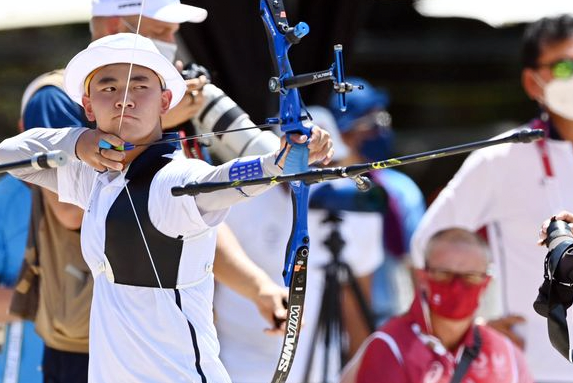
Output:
top-left (266, 43), bottom-right (363, 113)
top-left (260, 0), bottom-right (361, 123)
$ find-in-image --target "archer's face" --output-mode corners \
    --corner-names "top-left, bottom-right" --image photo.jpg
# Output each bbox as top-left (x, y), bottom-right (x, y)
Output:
top-left (82, 63), bottom-right (172, 143)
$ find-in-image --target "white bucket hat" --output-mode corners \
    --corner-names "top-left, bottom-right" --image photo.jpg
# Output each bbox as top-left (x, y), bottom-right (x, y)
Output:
top-left (64, 33), bottom-right (186, 109)
top-left (91, 0), bottom-right (207, 23)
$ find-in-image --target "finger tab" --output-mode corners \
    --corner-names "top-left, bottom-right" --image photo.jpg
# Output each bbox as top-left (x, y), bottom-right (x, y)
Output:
top-left (98, 139), bottom-right (113, 150)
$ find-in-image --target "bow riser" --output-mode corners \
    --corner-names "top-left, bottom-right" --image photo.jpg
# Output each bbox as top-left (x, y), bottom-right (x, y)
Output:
top-left (260, 0), bottom-right (312, 289)
top-left (260, 2), bottom-right (314, 382)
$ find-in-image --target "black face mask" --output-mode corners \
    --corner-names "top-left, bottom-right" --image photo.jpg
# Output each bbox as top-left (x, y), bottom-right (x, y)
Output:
top-left (355, 111), bottom-right (394, 162)
top-left (358, 129), bottom-right (394, 162)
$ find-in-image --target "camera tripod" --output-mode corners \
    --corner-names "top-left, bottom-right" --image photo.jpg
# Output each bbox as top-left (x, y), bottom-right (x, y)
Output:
top-left (302, 211), bottom-right (376, 383)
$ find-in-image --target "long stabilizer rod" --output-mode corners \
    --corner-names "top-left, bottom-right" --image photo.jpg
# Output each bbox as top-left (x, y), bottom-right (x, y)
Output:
top-left (172, 128), bottom-right (543, 197)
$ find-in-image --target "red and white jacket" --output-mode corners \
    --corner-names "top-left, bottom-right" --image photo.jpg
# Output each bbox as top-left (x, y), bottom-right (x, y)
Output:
top-left (342, 295), bottom-right (533, 383)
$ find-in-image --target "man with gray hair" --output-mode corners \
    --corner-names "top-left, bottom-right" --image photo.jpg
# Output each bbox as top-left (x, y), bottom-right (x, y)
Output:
top-left (342, 228), bottom-right (532, 383)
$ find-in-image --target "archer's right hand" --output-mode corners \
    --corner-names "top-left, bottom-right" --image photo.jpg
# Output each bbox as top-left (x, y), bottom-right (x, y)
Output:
top-left (76, 129), bottom-right (125, 172)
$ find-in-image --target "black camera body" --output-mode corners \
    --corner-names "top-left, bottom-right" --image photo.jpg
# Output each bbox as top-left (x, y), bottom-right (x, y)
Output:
top-left (180, 62), bottom-right (212, 82)
top-left (534, 219), bottom-right (573, 362)
top-left (534, 220), bottom-right (573, 317)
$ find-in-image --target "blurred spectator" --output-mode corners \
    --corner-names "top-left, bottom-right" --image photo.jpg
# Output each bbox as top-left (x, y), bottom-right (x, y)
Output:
top-left (329, 78), bottom-right (426, 323)
top-left (410, 14), bottom-right (573, 382)
top-left (12, 68), bottom-right (90, 383)
top-left (341, 228), bottom-right (532, 383)
top-left (0, 174), bottom-right (43, 383)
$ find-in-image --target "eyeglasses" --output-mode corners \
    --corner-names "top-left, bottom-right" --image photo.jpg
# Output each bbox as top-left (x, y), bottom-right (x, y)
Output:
top-left (537, 59), bottom-right (573, 79)
top-left (424, 267), bottom-right (490, 286)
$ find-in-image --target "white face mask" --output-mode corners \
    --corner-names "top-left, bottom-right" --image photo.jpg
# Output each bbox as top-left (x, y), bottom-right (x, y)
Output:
top-left (151, 39), bottom-right (178, 63)
top-left (542, 77), bottom-right (573, 121)
top-left (544, 77), bottom-right (573, 121)
top-left (119, 18), bottom-right (178, 63)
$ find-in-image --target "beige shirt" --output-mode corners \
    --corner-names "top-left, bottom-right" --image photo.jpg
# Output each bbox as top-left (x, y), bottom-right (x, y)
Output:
top-left (30, 189), bottom-right (91, 353)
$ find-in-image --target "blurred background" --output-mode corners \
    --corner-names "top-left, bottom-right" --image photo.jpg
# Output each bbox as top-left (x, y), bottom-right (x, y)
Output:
top-left (0, 0), bottom-right (554, 202)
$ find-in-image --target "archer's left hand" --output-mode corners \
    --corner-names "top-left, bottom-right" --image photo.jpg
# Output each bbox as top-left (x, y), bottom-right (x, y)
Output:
top-left (278, 125), bottom-right (334, 168)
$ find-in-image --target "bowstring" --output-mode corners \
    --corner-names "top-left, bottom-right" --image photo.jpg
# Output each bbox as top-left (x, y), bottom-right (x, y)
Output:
top-left (118, 0), bottom-right (166, 291)
top-left (117, 2), bottom-right (144, 138)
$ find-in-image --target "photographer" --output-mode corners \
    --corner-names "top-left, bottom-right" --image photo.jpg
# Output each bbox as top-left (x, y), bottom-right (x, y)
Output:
top-left (328, 77), bottom-right (426, 326)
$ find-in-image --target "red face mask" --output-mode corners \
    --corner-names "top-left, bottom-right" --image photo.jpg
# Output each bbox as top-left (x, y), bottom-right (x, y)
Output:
top-left (426, 277), bottom-right (489, 320)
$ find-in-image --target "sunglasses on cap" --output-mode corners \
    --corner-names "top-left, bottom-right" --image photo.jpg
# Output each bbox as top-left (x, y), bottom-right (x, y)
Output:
top-left (424, 267), bottom-right (490, 286)
top-left (538, 58), bottom-right (573, 79)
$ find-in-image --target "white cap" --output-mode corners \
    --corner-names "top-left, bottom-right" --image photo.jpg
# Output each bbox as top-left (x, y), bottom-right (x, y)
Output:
top-left (91, 0), bottom-right (207, 23)
top-left (306, 105), bottom-right (350, 162)
top-left (64, 33), bottom-right (186, 109)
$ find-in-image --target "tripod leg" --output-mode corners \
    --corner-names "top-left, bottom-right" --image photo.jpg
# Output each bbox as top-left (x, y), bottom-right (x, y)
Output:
top-left (302, 267), bottom-right (330, 383)
top-left (303, 262), bottom-right (343, 383)
top-left (342, 263), bottom-right (376, 333)
top-left (338, 264), bottom-right (377, 363)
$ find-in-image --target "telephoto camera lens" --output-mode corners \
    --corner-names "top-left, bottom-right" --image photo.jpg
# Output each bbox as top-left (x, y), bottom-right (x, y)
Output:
top-left (178, 62), bottom-right (279, 161)
top-left (192, 84), bottom-right (279, 162)
top-left (545, 220), bottom-right (573, 251)
top-left (533, 219), bottom-right (573, 362)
